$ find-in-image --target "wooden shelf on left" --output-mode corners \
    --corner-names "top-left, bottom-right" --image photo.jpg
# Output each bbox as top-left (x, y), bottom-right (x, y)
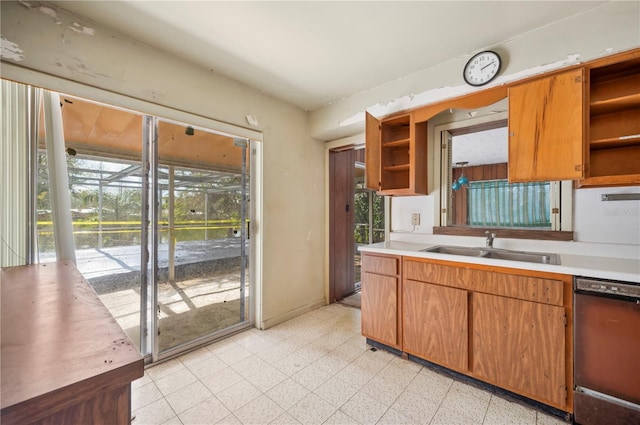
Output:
top-left (1, 262), bottom-right (144, 425)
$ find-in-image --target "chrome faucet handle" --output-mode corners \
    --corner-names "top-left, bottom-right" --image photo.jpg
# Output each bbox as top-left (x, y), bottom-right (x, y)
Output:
top-left (485, 230), bottom-right (496, 247)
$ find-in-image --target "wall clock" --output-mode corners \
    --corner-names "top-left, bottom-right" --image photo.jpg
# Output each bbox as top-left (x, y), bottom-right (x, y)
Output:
top-left (463, 51), bottom-right (501, 86)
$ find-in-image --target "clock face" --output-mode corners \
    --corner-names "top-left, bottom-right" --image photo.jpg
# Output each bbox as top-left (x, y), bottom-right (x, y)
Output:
top-left (463, 51), bottom-right (501, 86)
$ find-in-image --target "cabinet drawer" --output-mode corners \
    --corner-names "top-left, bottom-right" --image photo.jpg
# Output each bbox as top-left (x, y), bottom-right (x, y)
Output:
top-left (404, 259), bottom-right (564, 306)
top-left (362, 254), bottom-right (399, 276)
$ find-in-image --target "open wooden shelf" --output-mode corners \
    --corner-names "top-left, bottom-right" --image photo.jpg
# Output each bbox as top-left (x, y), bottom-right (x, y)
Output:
top-left (590, 134), bottom-right (640, 150)
top-left (581, 52), bottom-right (640, 187)
top-left (382, 138), bottom-right (410, 148)
top-left (590, 73), bottom-right (640, 115)
top-left (381, 115), bottom-right (410, 144)
top-left (383, 164), bottom-right (410, 172)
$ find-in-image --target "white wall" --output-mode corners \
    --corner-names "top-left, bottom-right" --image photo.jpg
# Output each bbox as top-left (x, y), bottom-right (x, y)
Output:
top-left (314, 0), bottom-right (640, 249)
top-left (574, 186), bottom-right (640, 245)
top-left (0, 2), bottom-right (326, 328)
top-left (310, 1), bottom-right (640, 141)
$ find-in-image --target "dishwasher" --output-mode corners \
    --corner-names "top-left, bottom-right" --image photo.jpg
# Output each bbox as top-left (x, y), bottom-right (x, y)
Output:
top-left (573, 276), bottom-right (640, 425)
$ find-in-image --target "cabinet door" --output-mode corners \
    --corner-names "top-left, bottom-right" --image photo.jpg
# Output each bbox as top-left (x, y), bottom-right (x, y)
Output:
top-left (361, 272), bottom-right (399, 347)
top-left (472, 293), bottom-right (566, 408)
top-left (403, 280), bottom-right (468, 371)
top-left (509, 69), bottom-right (585, 182)
top-left (365, 112), bottom-right (381, 191)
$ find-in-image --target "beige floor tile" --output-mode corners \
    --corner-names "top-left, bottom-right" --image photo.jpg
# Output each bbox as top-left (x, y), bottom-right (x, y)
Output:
top-left (232, 330), bottom-right (274, 354)
top-left (313, 375), bottom-right (358, 408)
top-left (377, 408), bottom-right (416, 425)
top-left (231, 354), bottom-right (270, 379)
top-left (335, 363), bottom-right (376, 389)
top-left (339, 391), bottom-right (389, 424)
top-left (269, 412), bottom-right (302, 425)
top-left (217, 343), bottom-right (254, 366)
top-left (405, 369), bottom-right (453, 404)
top-left (178, 395), bottom-right (230, 425)
top-left (360, 375), bottom-right (404, 406)
top-left (216, 379), bottom-right (262, 412)
top-left (313, 352), bottom-right (351, 375)
top-left (483, 395), bottom-right (537, 424)
top-left (186, 353), bottom-right (228, 379)
top-left (265, 378), bottom-right (310, 411)
top-left (245, 364), bottom-right (288, 392)
top-left (431, 406), bottom-right (482, 425)
top-left (255, 344), bottom-right (293, 364)
top-left (234, 394), bottom-right (284, 425)
top-left (160, 416), bottom-right (184, 425)
top-left (179, 346), bottom-right (217, 367)
top-left (294, 343), bottom-right (331, 363)
top-left (324, 410), bottom-right (362, 425)
top-left (273, 352), bottom-right (311, 376)
top-left (291, 363), bottom-right (333, 391)
top-left (135, 304), bottom-right (558, 425)
top-left (132, 381), bottom-right (164, 412)
top-left (350, 349), bottom-right (393, 374)
top-left (536, 412), bottom-right (568, 425)
top-left (311, 328), bottom-right (357, 351)
top-left (449, 381), bottom-right (492, 402)
top-left (376, 358), bottom-right (422, 389)
top-left (439, 383), bottom-right (490, 423)
top-left (155, 369), bottom-right (198, 397)
top-left (201, 366), bottom-right (244, 394)
top-left (287, 393), bottom-right (337, 425)
top-left (165, 381), bottom-right (213, 414)
top-left (332, 338), bottom-right (369, 362)
top-left (147, 358), bottom-right (187, 381)
top-left (133, 371), bottom-right (154, 389)
top-left (391, 390), bottom-right (440, 424)
top-left (216, 414), bottom-right (243, 425)
top-left (207, 338), bottom-right (238, 355)
top-left (132, 397), bottom-right (177, 425)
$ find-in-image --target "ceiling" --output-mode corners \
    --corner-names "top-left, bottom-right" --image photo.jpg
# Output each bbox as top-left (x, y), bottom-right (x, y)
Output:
top-left (41, 95), bottom-right (244, 171)
top-left (49, 1), bottom-right (606, 111)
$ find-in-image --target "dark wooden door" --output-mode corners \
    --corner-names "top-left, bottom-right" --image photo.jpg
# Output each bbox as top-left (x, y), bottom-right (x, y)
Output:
top-left (329, 149), bottom-right (355, 302)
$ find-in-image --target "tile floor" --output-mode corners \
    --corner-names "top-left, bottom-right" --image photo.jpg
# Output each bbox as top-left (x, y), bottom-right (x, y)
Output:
top-left (132, 303), bottom-right (567, 425)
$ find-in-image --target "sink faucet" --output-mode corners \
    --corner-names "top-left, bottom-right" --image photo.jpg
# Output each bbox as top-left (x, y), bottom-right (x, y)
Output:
top-left (485, 231), bottom-right (496, 248)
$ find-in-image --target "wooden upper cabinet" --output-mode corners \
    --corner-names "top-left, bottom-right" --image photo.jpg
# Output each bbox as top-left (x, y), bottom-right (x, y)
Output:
top-left (508, 68), bottom-right (586, 182)
top-left (365, 112), bottom-right (381, 191)
top-left (365, 112), bottom-right (428, 195)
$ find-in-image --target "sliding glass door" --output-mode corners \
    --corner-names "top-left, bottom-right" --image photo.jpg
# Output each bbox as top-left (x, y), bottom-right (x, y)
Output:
top-left (20, 85), bottom-right (254, 362)
top-left (156, 119), bottom-right (250, 354)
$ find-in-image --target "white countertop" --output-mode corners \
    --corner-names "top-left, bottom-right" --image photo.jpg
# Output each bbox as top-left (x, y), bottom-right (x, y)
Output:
top-left (359, 241), bottom-right (640, 283)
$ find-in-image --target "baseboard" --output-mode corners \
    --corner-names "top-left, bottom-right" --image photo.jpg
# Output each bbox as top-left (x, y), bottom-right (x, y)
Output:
top-left (260, 298), bottom-right (326, 329)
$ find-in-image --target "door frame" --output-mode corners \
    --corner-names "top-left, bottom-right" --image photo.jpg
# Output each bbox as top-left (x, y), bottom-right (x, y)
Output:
top-left (324, 135), bottom-right (364, 304)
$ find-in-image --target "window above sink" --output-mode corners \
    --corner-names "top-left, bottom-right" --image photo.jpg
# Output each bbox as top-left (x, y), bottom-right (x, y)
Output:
top-left (431, 100), bottom-right (574, 242)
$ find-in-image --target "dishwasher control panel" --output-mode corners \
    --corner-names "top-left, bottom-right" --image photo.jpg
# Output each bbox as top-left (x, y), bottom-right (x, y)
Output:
top-left (575, 277), bottom-right (640, 299)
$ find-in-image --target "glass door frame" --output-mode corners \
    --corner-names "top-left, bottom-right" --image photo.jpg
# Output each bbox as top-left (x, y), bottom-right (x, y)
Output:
top-left (143, 117), bottom-right (257, 363)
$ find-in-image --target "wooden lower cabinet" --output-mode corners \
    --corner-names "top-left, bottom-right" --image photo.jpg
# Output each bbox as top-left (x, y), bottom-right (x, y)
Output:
top-left (403, 280), bottom-right (468, 371)
top-left (472, 292), bottom-right (567, 408)
top-left (395, 257), bottom-right (572, 413)
top-left (360, 253), bottom-right (402, 349)
top-left (361, 272), bottom-right (399, 347)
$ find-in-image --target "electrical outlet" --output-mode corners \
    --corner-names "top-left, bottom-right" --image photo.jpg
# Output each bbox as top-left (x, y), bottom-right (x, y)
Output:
top-left (412, 213), bottom-right (420, 226)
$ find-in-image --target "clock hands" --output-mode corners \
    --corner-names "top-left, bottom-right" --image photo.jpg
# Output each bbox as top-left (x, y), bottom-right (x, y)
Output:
top-left (481, 61), bottom-right (496, 71)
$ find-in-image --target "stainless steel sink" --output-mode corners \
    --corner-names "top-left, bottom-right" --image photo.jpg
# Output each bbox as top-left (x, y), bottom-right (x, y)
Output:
top-left (421, 245), bottom-right (559, 265)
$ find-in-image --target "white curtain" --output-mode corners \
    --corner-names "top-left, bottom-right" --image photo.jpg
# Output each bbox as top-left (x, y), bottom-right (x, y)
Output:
top-left (1, 80), bottom-right (34, 267)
